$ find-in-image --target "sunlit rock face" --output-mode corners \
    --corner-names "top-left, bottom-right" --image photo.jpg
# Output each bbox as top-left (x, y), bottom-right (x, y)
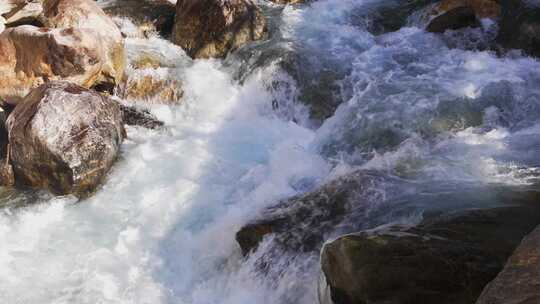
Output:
top-left (6, 81), bottom-right (125, 197)
top-left (0, 0), bottom-right (42, 28)
top-left (172, 0), bottom-right (267, 58)
top-left (42, 0), bottom-right (126, 88)
top-left (0, 26), bottom-right (106, 104)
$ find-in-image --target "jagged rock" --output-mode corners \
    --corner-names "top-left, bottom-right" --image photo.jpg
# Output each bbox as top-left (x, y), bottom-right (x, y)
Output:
top-left (1, 0), bottom-right (42, 28)
top-left (172, 0), bottom-right (267, 58)
top-left (0, 25), bottom-right (108, 104)
top-left (42, 0), bottom-right (125, 89)
top-left (122, 75), bottom-right (183, 104)
top-left (319, 206), bottom-right (540, 304)
top-left (424, 0), bottom-right (500, 33)
top-left (119, 104), bottom-right (164, 129)
top-left (6, 81), bottom-right (125, 196)
top-left (100, 0), bottom-right (176, 36)
top-left (497, 0), bottom-right (540, 58)
top-left (236, 170), bottom-right (409, 255)
top-left (476, 225), bottom-right (540, 304)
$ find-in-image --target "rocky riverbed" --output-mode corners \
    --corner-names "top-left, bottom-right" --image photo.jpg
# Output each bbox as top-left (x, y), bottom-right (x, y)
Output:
top-left (0, 0), bottom-right (539, 303)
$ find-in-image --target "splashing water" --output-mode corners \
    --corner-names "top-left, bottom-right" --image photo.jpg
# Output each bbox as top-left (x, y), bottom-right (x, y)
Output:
top-left (1, 0), bottom-right (540, 303)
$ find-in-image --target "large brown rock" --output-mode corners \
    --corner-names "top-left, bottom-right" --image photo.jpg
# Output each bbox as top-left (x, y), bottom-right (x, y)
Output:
top-left (476, 225), bottom-right (540, 304)
top-left (172, 0), bottom-right (267, 59)
top-left (0, 25), bottom-right (107, 104)
top-left (425, 0), bottom-right (500, 33)
top-left (6, 81), bottom-right (125, 196)
top-left (42, 0), bottom-right (125, 88)
top-left (319, 206), bottom-right (540, 304)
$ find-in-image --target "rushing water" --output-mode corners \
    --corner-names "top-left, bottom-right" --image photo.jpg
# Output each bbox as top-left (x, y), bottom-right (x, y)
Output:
top-left (1, 0), bottom-right (540, 303)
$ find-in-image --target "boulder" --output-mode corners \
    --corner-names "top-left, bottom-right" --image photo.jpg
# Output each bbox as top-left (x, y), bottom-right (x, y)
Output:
top-left (172, 0), bottom-right (267, 58)
top-left (41, 0), bottom-right (125, 88)
top-left (476, 225), bottom-right (540, 304)
top-left (6, 81), bottom-right (125, 196)
top-left (497, 0), bottom-right (540, 57)
top-left (424, 0), bottom-right (500, 33)
top-left (0, 25), bottom-right (107, 104)
top-left (100, 0), bottom-right (176, 36)
top-left (320, 206), bottom-right (540, 304)
top-left (236, 170), bottom-right (409, 255)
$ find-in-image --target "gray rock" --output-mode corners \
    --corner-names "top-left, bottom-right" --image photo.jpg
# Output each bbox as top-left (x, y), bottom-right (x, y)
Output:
top-left (476, 225), bottom-right (540, 304)
top-left (320, 206), bottom-right (540, 304)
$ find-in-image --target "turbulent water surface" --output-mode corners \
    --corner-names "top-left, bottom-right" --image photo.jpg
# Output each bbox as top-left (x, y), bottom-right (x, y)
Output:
top-left (1, 0), bottom-right (540, 303)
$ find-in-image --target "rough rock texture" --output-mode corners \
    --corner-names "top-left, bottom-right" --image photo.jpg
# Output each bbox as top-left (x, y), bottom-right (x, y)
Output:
top-left (320, 206), bottom-right (540, 304)
top-left (236, 170), bottom-right (410, 255)
top-left (101, 0), bottom-right (176, 36)
top-left (0, 0), bottom-right (43, 28)
top-left (6, 81), bottom-right (125, 196)
top-left (122, 75), bottom-right (183, 104)
top-left (497, 0), bottom-right (540, 58)
top-left (425, 0), bottom-right (500, 33)
top-left (119, 104), bottom-right (164, 129)
top-left (0, 106), bottom-right (13, 186)
top-left (0, 25), bottom-right (107, 104)
top-left (476, 225), bottom-right (540, 304)
top-left (172, 0), bottom-right (267, 58)
top-left (42, 0), bottom-right (125, 88)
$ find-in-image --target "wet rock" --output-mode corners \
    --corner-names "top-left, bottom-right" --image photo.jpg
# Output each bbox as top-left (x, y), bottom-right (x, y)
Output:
top-left (320, 206), bottom-right (540, 304)
top-left (236, 170), bottom-right (409, 255)
top-left (424, 0), bottom-right (500, 33)
top-left (122, 75), bottom-right (183, 104)
top-left (0, 106), bottom-right (13, 186)
top-left (172, 0), bottom-right (267, 59)
top-left (6, 81), bottom-right (125, 196)
top-left (42, 0), bottom-right (126, 89)
top-left (476, 225), bottom-right (540, 304)
top-left (100, 0), bottom-right (176, 37)
top-left (497, 0), bottom-right (540, 58)
top-left (0, 25), bottom-right (107, 104)
top-left (351, 0), bottom-right (436, 35)
top-left (119, 104), bottom-right (164, 129)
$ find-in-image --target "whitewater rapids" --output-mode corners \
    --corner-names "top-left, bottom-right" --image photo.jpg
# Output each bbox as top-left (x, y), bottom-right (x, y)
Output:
top-left (1, 0), bottom-right (540, 303)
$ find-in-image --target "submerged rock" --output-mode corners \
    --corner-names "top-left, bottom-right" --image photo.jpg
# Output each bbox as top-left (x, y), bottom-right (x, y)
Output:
top-left (476, 225), bottom-right (540, 304)
top-left (320, 206), bottom-right (540, 304)
top-left (42, 0), bottom-right (125, 89)
top-left (0, 26), bottom-right (107, 104)
top-left (172, 0), bottom-right (267, 58)
top-left (497, 0), bottom-right (540, 58)
top-left (236, 170), bottom-right (409, 255)
top-left (424, 0), bottom-right (500, 33)
top-left (6, 81), bottom-right (125, 196)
